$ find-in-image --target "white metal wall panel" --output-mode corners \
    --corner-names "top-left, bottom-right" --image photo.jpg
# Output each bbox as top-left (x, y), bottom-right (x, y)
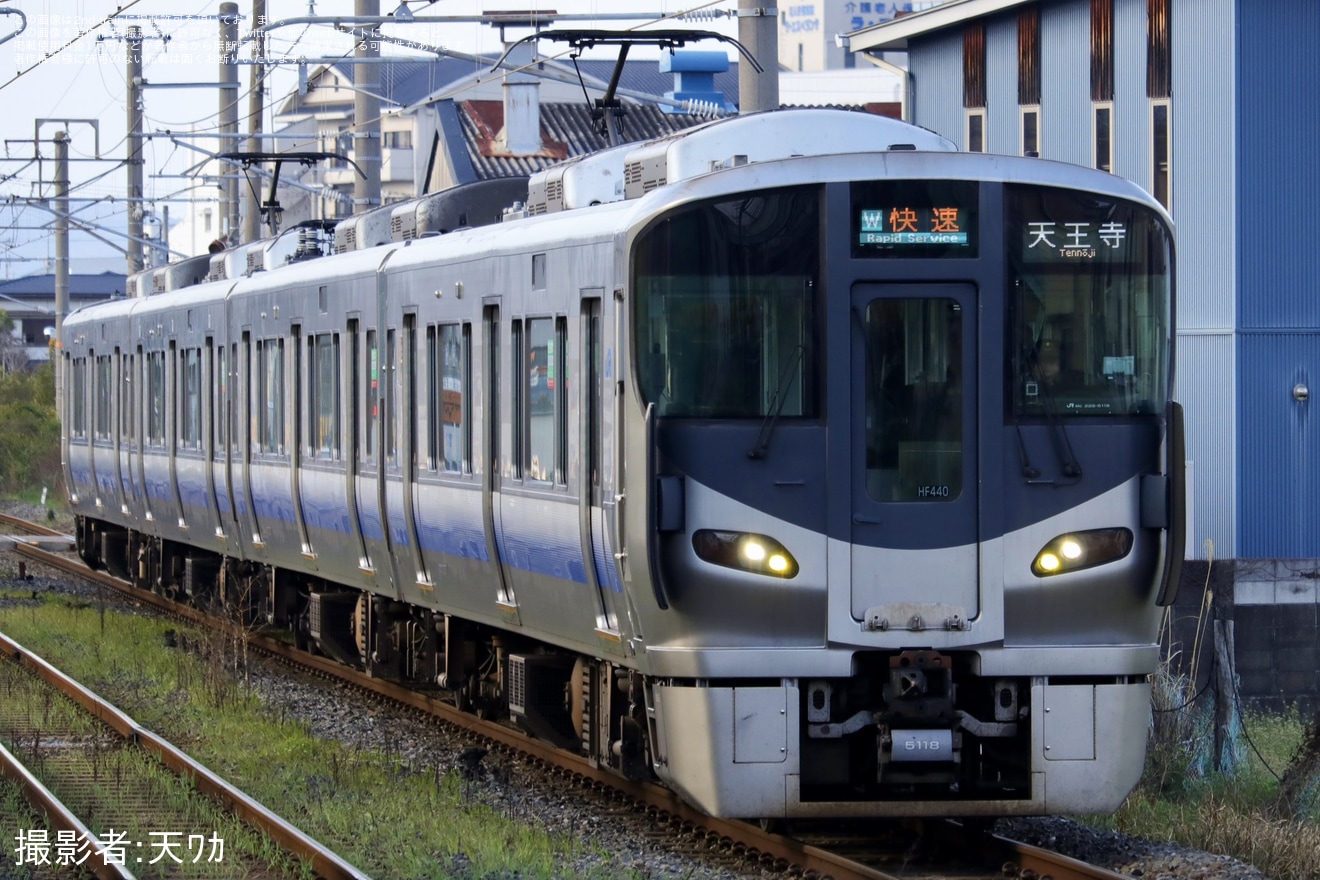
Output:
top-left (1170, 0), bottom-right (1236, 333)
top-left (1112, 0), bottom-right (1149, 184)
top-left (910, 31), bottom-right (967, 147)
top-left (1040, 1), bottom-right (1091, 167)
top-left (986, 14), bottom-right (1019, 155)
top-left (1176, 332), bottom-right (1236, 560)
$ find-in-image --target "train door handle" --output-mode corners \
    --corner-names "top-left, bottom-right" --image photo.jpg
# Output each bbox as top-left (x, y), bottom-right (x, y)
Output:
top-left (853, 515), bottom-right (882, 524)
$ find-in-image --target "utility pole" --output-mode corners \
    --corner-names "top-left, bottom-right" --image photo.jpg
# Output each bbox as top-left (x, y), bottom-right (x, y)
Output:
top-left (354, 0), bottom-right (382, 215)
top-left (738, 0), bottom-right (779, 113)
top-left (126, 26), bottom-right (145, 272)
top-left (220, 3), bottom-right (240, 243)
top-left (54, 131), bottom-right (69, 418)
top-left (242, 0), bottom-right (267, 244)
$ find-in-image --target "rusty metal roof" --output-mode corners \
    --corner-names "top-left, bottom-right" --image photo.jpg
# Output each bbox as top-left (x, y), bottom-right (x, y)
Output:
top-left (452, 99), bottom-right (727, 181)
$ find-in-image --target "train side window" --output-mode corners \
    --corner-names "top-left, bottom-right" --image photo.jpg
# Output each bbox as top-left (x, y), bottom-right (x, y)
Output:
top-left (214, 343), bottom-right (227, 451)
top-left (147, 351), bottom-right (166, 447)
top-left (181, 347), bottom-right (202, 451)
top-left (385, 328), bottom-right (397, 465)
top-left (555, 316), bottom-right (567, 485)
top-left (309, 332), bottom-right (340, 460)
top-left (526, 317), bottom-right (554, 482)
top-left (365, 329), bottom-right (378, 459)
top-left (257, 338), bottom-right (285, 454)
top-left (426, 324), bottom-right (439, 471)
top-left (404, 316), bottom-right (418, 471)
top-left (94, 354), bottom-right (112, 440)
top-left (511, 319), bottom-right (524, 479)
top-left (70, 356), bottom-right (87, 439)
top-left (120, 350), bottom-right (134, 444)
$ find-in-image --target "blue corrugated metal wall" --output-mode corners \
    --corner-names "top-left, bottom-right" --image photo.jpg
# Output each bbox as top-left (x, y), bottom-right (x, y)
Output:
top-left (1237, 1), bottom-right (1320, 558)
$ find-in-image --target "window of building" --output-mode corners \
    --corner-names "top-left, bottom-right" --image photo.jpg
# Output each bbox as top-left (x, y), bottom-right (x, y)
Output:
top-left (966, 111), bottom-right (986, 153)
top-left (1094, 103), bottom-right (1113, 172)
top-left (1151, 100), bottom-right (1170, 209)
top-left (1021, 107), bottom-right (1040, 156)
top-left (382, 130), bottom-right (413, 150)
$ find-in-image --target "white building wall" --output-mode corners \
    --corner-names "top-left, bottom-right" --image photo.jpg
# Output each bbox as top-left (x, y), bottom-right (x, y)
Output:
top-left (910, 30), bottom-right (965, 146)
top-left (1039, 1), bottom-right (1090, 166)
top-left (1168, 0), bottom-right (1238, 559)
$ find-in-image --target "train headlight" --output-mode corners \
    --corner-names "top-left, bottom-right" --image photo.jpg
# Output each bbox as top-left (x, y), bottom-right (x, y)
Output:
top-left (692, 530), bottom-right (799, 579)
top-left (1031, 528), bottom-right (1133, 577)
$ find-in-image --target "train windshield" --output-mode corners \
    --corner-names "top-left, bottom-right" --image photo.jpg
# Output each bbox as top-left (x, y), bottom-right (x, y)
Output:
top-left (632, 186), bottom-right (820, 418)
top-left (1007, 185), bottom-right (1172, 418)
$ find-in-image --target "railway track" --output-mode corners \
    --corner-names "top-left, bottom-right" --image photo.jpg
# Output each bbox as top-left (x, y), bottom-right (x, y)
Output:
top-left (1, 512), bottom-right (1133, 880)
top-left (0, 624), bottom-right (368, 878)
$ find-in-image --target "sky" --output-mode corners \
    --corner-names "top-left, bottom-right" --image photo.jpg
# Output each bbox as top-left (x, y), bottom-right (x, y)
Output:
top-left (0, 0), bottom-right (741, 278)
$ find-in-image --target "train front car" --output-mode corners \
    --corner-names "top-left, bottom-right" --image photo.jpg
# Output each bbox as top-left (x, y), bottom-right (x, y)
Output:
top-left (618, 113), bottom-right (1179, 819)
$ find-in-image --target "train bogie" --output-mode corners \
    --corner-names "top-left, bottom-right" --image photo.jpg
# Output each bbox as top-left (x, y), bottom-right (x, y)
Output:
top-left (62, 109), bottom-right (1181, 820)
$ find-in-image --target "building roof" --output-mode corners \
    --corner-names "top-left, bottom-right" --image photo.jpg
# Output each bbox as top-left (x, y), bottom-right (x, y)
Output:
top-left (844, 0), bottom-right (1035, 52)
top-left (445, 99), bottom-right (727, 181)
top-left (281, 54), bottom-right (742, 118)
top-left (0, 272), bottom-right (127, 300)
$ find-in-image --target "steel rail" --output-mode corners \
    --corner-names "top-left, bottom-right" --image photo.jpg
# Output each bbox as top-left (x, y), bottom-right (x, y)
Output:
top-left (0, 740), bottom-right (137, 880)
top-left (0, 626), bottom-right (371, 880)
top-left (0, 510), bottom-right (68, 536)
top-left (10, 532), bottom-right (1133, 880)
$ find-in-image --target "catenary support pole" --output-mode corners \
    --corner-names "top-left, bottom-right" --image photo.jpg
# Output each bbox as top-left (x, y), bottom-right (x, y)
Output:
top-left (738, 0), bottom-right (778, 114)
top-left (220, 3), bottom-right (240, 243)
top-left (126, 27), bottom-right (144, 272)
top-left (354, 0), bottom-right (382, 215)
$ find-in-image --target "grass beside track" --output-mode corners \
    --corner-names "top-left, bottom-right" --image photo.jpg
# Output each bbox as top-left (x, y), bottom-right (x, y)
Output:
top-left (0, 589), bottom-right (643, 880)
top-left (1081, 693), bottom-right (1320, 879)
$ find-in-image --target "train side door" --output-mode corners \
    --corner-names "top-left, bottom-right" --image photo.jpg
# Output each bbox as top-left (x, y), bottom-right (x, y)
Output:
top-left (579, 294), bottom-right (622, 636)
top-left (572, 295), bottom-right (623, 641)
top-left (397, 314), bottom-right (430, 589)
top-left (849, 283), bottom-right (980, 628)
top-left (344, 319), bottom-right (372, 575)
top-left (356, 327), bottom-right (392, 581)
top-left (481, 303), bottom-right (518, 619)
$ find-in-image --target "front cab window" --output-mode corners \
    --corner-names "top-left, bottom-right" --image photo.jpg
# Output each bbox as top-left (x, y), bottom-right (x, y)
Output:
top-left (632, 186), bottom-right (820, 419)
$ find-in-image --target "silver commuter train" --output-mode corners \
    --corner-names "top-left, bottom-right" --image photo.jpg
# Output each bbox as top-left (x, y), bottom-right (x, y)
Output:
top-left (61, 108), bottom-right (1185, 820)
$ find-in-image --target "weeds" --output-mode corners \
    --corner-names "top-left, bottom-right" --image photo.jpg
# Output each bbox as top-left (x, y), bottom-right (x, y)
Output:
top-left (1087, 540), bottom-right (1320, 880)
top-left (0, 601), bottom-right (646, 879)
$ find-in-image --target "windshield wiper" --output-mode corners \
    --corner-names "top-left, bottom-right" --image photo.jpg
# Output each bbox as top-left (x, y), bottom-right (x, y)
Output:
top-left (1023, 350), bottom-right (1083, 482)
top-left (748, 344), bottom-right (804, 460)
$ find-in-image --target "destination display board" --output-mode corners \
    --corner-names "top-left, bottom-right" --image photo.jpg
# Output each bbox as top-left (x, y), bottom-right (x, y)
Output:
top-left (850, 180), bottom-right (979, 258)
